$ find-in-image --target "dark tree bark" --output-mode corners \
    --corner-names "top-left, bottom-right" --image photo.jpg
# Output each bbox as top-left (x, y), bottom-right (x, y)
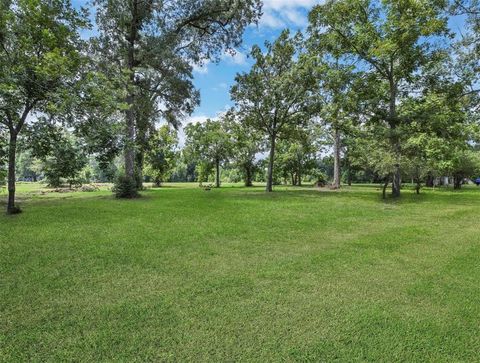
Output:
top-left (415, 179), bottom-right (421, 194)
top-left (425, 173), bottom-right (434, 187)
top-left (7, 132), bottom-right (19, 214)
top-left (382, 176), bottom-right (390, 200)
top-left (5, 104), bottom-right (32, 214)
top-left (244, 165), bottom-right (253, 187)
top-left (291, 173), bottom-right (296, 186)
top-left (124, 96), bottom-right (136, 183)
top-left (215, 158), bottom-right (220, 188)
top-left (297, 171), bottom-right (302, 186)
top-left (135, 148), bottom-right (144, 190)
top-left (332, 127), bottom-right (341, 189)
top-left (266, 134), bottom-right (276, 192)
top-left (392, 163), bottom-right (401, 197)
top-left (453, 175), bottom-right (462, 190)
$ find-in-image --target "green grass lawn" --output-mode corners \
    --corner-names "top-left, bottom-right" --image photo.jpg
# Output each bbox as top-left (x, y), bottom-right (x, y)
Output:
top-left (1, 183), bottom-right (480, 362)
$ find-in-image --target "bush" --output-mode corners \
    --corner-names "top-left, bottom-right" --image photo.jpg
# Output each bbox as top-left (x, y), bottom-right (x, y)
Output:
top-left (315, 172), bottom-right (328, 187)
top-left (112, 174), bottom-right (139, 198)
top-left (0, 169), bottom-right (6, 187)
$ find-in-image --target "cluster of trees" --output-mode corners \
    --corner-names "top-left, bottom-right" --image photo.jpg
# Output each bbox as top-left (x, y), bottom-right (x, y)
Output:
top-left (0, 0), bottom-right (262, 213)
top-left (1, 0), bottom-right (480, 214)
top-left (227, 0), bottom-right (480, 195)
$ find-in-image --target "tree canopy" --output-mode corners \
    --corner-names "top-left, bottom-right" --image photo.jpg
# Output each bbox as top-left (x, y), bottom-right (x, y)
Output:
top-left (0, 0), bottom-right (89, 213)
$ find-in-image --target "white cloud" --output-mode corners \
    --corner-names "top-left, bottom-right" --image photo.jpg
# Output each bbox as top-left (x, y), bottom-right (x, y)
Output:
top-left (263, 0), bottom-right (319, 10)
top-left (192, 60), bottom-right (210, 74)
top-left (259, 0), bottom-right (322, 29)
top-left (260, 11), bottom-right (286, 29)
top-left (213, 82), bottom-right (229, 91)
top-left (185, 115), bottom-right (210, 125)
top-left (222, 49), bottom-right (248, 65)
top-left (183, 107), bottom-right (231, 126)
top-left (177, 106), bottom-right (233, 145)
top-left (284, 9), bottom-right (308, 27)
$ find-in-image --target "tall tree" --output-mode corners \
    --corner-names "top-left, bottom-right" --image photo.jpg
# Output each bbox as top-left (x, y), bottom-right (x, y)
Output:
top-left (94, 0), bottom-right (261, 195)
top-left (0, 0), bottom-right (89, 213)
top-left (133, 62), bottom-right (199, 189)
top-left (309, 54), bottom-right (357, 189)
top-left (449, 149), bottom-right (480, 188)
top-left (276, 126), bottom-right (321, 186)
top-left (145, 125), bottom-right (179, 187)
top-left (452, 0), bottom-right (480, 112)
top-left (29, 119), bottom-right (89, 188)
top-left (184, 119), bottom-right (232, 188)
top-left (16, 150), bottom-right (42, 182)
top-left (309, 0), bottom-right (450, 197)
top-left (224, 111), bottom-right (263, 187)
top-left (71, 68), bottom-right (125, 180)
top-left (400, 83), bottom-right (474, 193)
top-left (231, 30), bottom-right (317, 192)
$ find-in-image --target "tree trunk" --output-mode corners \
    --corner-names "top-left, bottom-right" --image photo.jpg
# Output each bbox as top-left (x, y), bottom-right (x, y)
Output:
top-left (135, 149), bottom-right (144, 190)
top-left (389, 77), bottom-right (401, 198)
top-left (124, 96), bottom-right (136, 183)
top-left (215, 158), bottom-right (220, 188)
top-left (244, 165), bottom-right (253, 187)
top-left (7, 132), bottom-right (19, 214)
top-left (425, 173), bottom-right (434, 188)
top-left (392, 163), bottom-right (401, 197)
top-left (382, 176), bottom-right (390, 200)
top-left (291, 173), bottom-right (295, 186)
top-left (266, 134), bottom-right (276, 192)
top-left (124, 2), bottom-right (138, 186)
top-left (297, 171), bottom-right (302, 187)
top-left (454, 175), bottom-right (462, 190)
top-left (332, 127), bottom-right (341, 189)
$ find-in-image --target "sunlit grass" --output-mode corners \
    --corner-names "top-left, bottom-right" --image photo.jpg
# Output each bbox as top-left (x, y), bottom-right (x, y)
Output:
top-left (1, 183), bottom-right (479, 361)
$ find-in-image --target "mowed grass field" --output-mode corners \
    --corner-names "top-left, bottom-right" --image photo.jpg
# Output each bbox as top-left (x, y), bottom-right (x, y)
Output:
top-left (1, 183), bottom-right (480, 362)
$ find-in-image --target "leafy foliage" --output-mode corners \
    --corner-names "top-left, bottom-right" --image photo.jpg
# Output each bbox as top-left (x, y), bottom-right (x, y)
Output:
top-left (309, 0), bottom-right (451, 196)
top-left (184, 119), bottom-right (232, 187)
top-left (145, 125), bottom-right (179, 187)
top-left (29, 121), bottom-right (88, 188)
top-left (276, 126), bottom-right (322, 186)
top-left (93, 0), bottom-right (262, 189)
top-left (231, 30), bottom-right (318, 191)
top-left (0, 0), bottom-right (89, 212)
top-left (224, 111), bottom-right (263, 187)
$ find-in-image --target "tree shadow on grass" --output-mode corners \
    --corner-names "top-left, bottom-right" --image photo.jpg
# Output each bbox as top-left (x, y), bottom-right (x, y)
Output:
top-left (228, 184), bottom-right (480, 207)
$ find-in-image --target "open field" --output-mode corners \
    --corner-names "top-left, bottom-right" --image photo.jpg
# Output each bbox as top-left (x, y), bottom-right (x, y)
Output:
top-left (1, 183), bottom-right (480, 362)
